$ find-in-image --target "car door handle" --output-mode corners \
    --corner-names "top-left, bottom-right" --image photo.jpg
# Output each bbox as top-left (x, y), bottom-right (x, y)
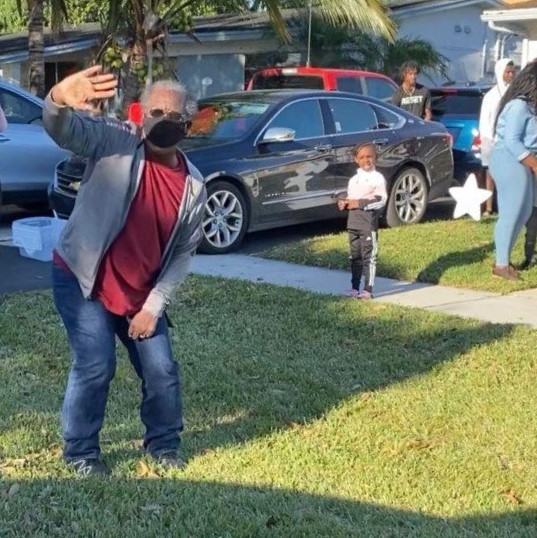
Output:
top-left (373, 138), bottom-right (389, 146)
top-left (0, 134), bottom-right (10, 143)
top-left (314, 144), bottom-right (332, 152)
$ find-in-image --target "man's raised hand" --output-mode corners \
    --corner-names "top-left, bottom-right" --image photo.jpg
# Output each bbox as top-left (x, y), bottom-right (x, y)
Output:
top-left (50, 65), bottom-right (117, 111)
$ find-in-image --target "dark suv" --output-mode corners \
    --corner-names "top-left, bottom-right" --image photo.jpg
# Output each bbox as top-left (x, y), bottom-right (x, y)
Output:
top-left (430, 84), bottom-right (491, 183)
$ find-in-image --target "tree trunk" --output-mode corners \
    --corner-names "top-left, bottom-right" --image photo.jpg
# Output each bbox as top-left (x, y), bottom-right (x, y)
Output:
top-left (120, 39), bottom-right (147, 118)
top-left (28, 0), bottom-right (45, 98)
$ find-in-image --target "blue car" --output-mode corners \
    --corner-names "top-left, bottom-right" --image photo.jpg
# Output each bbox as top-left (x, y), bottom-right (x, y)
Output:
top-left (430, 84), bottom-right (492, 184)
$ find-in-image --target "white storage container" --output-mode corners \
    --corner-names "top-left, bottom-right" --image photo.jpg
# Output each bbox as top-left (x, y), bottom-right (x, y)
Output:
top-left (11, 217), bottom-right (67, 262)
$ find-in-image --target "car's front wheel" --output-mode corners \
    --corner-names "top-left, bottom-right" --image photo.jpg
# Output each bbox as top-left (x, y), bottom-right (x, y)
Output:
top-left (199, 180), bottom-right (248, 254)
top-left (385, 167), bottom-right (428, 227)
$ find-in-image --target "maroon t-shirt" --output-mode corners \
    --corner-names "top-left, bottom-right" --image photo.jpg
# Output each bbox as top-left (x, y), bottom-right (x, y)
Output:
top-left (55, 152), bottom-right (187, 316)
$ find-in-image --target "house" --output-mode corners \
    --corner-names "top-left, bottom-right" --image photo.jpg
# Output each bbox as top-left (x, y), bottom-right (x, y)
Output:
top-left (0, 11), bottom-right (293, 99)
top-left (481, 0), bottom-right (537, 67)
top-left (391, 0), bottom-right (521, 85)
top-left (0, 3), bottom-right (523, 99)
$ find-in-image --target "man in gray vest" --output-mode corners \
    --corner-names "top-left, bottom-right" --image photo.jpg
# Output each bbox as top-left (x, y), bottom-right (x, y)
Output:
top-left (43, 66), bottom-right (206, 475)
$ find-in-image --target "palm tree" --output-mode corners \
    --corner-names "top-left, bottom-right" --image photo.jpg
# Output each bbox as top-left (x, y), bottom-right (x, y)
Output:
top-left (354, 34), bottom-right (449, 83)
top-left (17, 0), bottom-right (68, 97)
top-left (89, 1), bottom-right (249, 113)
top-left (92, 0), bottom-right (395, 115)
top-left (294, 14), bottom-right (448, 82)
top-left (254, 0), bottom-right (395, 42)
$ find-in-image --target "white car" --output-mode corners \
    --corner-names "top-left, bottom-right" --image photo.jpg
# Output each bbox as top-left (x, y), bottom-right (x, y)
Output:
top-left (0, 79), bottom-right (69, 209)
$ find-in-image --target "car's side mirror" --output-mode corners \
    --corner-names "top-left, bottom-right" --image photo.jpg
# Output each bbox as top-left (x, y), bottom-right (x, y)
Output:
top-left (259, 127), bottom-right (295, 144)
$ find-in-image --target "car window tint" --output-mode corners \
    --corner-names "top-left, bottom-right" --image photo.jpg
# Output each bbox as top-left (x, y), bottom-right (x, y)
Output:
top-left (430, 92), bottom-right (482, 118)
top-left (365, 78), bottom-right (396, 102)
top-left (189, 101), bottom-right (269, 140)
top-left (252, 74), bottom-right (324, 90)
top-left (336, 76), bottom-right (363, 94)
top-left (327, 98), bottom-right (378, 133)
top-left (373, 106), bottom-right (400, 129)
top-left (266, 99), bottom-right (324, 139)
top-left (0, 89), bottom-right (41, 124)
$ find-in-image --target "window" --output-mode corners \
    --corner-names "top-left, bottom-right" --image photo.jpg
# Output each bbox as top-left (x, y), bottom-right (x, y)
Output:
top-left (365, 78), bottom-right (396, 102)
top-left (0, 90), bottom-right (41, 124)
top-left (188, 101), bottom-right (270, 140)
top-left (336, 76), bottom-right (363, 94)
top-left (430, 91), bottom-right (483, 119)
top-left (373, 106), bottom-right (400, 129)
top-left (327, 99), bottom-right (377, 134)
top-left (251, 74), bottom-right (324, 90)
top-left (265, 99), bottom-right (324, 139)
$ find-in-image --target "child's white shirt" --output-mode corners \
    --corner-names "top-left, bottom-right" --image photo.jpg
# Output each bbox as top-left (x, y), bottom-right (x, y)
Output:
top-left (347, 168), bottom-right (387, 211)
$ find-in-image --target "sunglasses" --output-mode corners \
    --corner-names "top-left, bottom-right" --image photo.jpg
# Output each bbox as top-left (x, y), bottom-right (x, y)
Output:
top-left (148, 108), bottom-right (186, 122)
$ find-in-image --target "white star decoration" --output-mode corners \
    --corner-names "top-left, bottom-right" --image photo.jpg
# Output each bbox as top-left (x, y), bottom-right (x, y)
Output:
top-left (448, 173), bottom-right (493, 221)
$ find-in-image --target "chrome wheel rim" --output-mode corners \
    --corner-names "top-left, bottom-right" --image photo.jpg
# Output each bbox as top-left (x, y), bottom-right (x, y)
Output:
top-left (393, 172), bottom-right (426, 223)
top-left (203, 189), bottom-right (244, 249)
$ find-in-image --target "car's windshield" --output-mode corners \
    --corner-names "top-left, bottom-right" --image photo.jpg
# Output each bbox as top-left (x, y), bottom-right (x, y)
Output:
top-left (187, 101), bottom-right (270, 140)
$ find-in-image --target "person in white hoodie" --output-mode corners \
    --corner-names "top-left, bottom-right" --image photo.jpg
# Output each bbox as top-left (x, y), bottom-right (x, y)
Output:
top-left (479, 58), bottom-right (516, 215)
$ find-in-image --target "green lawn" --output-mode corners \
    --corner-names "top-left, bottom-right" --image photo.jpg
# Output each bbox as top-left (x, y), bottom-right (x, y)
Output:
top-left (1, 277), bottom-right (537, 537)
top-left (261, 215), bottom-right (537, 293)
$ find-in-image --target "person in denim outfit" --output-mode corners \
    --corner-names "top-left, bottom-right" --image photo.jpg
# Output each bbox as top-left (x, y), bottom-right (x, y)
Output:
top-left (490, 61), bottom-right (537, 281)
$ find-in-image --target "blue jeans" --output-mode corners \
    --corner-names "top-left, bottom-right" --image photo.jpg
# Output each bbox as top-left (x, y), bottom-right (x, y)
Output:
top-left (52, 265), bottom-right (182, 462)
top-left (490, 147), bottom-right (535, 266)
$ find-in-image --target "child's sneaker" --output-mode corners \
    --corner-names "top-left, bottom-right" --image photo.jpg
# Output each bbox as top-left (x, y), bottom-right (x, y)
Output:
top-left (357, 290), bottom-right (373, 300)
top-left (347, 289), bottom-right (360, 298)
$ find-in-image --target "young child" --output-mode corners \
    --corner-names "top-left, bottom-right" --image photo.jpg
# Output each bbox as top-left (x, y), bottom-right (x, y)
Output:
top-left (337, 143), bottom-right (388, 299)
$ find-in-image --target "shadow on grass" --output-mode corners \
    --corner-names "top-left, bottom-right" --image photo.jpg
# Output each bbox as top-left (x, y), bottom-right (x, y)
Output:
top-left (415, 243), bottom-right (494, 285)
top-left (0, 278), bottom-right (517, 460)
top-left (0, 478), bottom-right (535, 537)
top-left (183, 286), bottom-right (514, 454)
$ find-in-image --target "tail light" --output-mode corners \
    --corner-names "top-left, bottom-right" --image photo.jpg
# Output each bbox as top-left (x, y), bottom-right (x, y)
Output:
top-left (471, 129), bottom-right (480, 153)
top-left (127, 102), bottom-right (143, 125)
top-left (445, 133), bottom-right (453, 149)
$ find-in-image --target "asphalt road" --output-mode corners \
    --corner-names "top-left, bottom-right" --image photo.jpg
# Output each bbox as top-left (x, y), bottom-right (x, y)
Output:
top-left (0, 206), bottom-right (53, 294)
top-left (0, 200), bottom-right (454, 295)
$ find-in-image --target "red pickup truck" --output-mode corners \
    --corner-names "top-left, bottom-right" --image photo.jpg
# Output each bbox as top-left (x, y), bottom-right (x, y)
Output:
top-left (247, 66), bottom-right (397, 102)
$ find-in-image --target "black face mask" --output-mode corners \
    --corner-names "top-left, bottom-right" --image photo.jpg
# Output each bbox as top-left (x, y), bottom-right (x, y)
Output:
top-left (143, 117), bottom-right (187, 148)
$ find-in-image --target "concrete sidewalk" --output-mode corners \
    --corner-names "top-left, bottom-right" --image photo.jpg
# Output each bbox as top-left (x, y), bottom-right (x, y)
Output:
top-left (192, 254), bottom-right (537, 329)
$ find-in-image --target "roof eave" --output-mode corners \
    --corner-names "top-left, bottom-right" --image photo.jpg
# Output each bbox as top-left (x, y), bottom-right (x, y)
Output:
top-left (394, 0), bottom-right (503, 17)
top-left (0, 38), bottom-right (98, 64)
top-left (482, 7), bottom-right (537, 23)
top-left (481, 8), bottom-right (537, 37)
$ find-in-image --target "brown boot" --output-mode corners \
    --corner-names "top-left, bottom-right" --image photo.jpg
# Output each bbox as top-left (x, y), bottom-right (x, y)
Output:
top-left (492, 265), bottom-right (519, 281)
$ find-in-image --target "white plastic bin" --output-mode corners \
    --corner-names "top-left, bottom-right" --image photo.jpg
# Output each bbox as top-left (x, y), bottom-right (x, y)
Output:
top-left (11, 217), bottom-right (67, 262)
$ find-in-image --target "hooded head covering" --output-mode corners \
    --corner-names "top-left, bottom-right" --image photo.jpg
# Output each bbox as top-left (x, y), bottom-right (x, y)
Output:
top-left (494, 58), bottom-right (514, 96)
top-left (479, 57), bottom-right (515, 161)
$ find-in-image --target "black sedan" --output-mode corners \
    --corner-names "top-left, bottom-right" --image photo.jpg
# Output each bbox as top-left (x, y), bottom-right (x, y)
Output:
top-left (49, 90), bottom-right (453, 254)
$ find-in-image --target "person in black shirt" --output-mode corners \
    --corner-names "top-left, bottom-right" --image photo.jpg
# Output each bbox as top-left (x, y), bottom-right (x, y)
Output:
top-left (391, 61), bottom-right (432, 120)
